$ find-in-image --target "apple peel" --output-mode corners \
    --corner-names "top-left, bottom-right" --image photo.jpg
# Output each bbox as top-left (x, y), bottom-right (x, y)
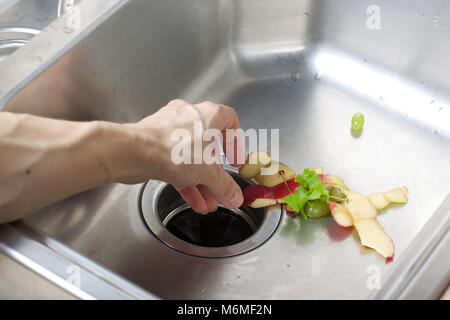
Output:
top-left (241, 163), bottom-right (407, 261)
top-left (318, 174), bottom-right (349, 190)
top-left (342, 190), bottom-right (378, 220)
top-left (368, 186), bottom-right (408, 210)
top-left (239, 151), bottom-right (272, 179)
top-left (340, 190), bottom-right (398, 260)
top-left (248, 198), bottom-right (277, 208)
top-left (329, 202), bottom-right (353, 227)
top-left (353, 219), bottom-right (395, 260)
top-left (255, 161), bottom-right (296, 187)
top-left (243, 178), bottom-right (299, 207)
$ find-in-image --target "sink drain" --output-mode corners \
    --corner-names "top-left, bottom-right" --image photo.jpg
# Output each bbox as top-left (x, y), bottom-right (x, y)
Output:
top-left (139, 168), bottom-right (282, 257)
top-left (164, 204), bottom-right (258, 247)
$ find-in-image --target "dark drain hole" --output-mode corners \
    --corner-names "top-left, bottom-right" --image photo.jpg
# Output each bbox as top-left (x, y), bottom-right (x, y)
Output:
top-left (141, 169), bottom-right (282, 256)
top-left (165, 207), bottom-right (254, 247)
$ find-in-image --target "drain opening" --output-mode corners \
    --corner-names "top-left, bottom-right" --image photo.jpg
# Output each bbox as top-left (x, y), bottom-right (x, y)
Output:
top-left (140, 169), bottom-right (282, 257)
top-left (164, 203), bottom-right (256, 247)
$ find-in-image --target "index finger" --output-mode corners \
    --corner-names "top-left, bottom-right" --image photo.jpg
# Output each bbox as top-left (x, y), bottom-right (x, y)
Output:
top-left (217, 106), bottom-right (245, 167)
top-left (195, 102), bottom-right (245, 167)
top-left (195, 101), bottom-right (240, 131)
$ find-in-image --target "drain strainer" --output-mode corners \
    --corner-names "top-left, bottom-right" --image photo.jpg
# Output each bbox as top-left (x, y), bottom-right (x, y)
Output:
top-left (139, 169), bottom-right (282, 258)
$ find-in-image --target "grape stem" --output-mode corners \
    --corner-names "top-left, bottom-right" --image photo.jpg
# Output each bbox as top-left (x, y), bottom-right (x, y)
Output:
top-left (279, 171), bottom-right (293, 194)
top-left (329, 194), bottom-right (347, 202)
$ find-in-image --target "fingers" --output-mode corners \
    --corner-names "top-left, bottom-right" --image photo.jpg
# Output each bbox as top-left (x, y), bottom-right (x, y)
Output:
top-left (175, 185), bottom-right (208, 214)
top-left (167, 99), bottom-right (241, 132)
top-left (219, 107), bottom-right (244, 167)
top-left (175, 185), bottom-right (218, 214)
top-left (222, 128), bottom-right (245, 167)
top-left (197, 185), bottom-right (218, 212)
top-left (196, 101), bottom-right (245, 167)
top-left (195, 101), bottom-right (240, 131)
top-left (167, 99), bottom-right (188, 107)
top-left (199, 167), bottom-right (244, 209)
top-left (167, 99), bottom-right (245, 211)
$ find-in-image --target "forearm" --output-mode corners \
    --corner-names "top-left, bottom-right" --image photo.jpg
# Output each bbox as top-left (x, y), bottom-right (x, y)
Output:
top-left (0, 99), bottom-right (244, 222)
top-left (0, 112), bottom-right (139, 223)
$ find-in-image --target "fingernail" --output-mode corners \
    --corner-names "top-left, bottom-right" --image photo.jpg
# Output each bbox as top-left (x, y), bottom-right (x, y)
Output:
top-left (200, 211), bottom-right (209, 215)
top-left (229, 191), bottom-right (243, 208)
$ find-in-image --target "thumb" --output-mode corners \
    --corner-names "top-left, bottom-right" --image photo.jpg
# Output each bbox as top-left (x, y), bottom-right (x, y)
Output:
top-left (201, 167), bottom-right (243, 209)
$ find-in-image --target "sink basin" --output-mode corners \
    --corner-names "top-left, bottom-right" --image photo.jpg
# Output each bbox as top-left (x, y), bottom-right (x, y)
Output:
top-left (0, 0), bottom-right (449, 299)
top-left (0, 0), bottom-right (61, 64)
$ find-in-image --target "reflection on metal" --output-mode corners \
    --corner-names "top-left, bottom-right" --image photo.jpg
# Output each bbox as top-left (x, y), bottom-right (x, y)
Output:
top-left (0, 27), bottom-right (40, 64)
top-left (0, 27), bottom-right (40, 36)
top-left (369, 194), bottom-right (450, 300)
top-left (58, 0), bottom-right (80, 17)
top-left (0, 39), bottom-right (25, 63)
top-left (0, 224), bottom-right (158, 299)
top-left (313, 48), bottom-right (450, 138)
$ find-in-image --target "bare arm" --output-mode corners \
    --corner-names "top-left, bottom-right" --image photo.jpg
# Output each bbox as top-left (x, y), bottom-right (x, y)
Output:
top-left (0, 100), bottom-right (244, 224)
top-left (0, 112), bottom-right (126, 223)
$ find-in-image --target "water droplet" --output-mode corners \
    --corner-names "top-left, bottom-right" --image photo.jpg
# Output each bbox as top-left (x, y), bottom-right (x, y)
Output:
top-left (430, 100), bottom-right (435, 104)
top-left (438, 106), bottom-right (444, 111)
top-left (303, 12), bottom-right (309, 17)
top-left (415, 12), bottom-right (425, 19)
top-left (432, 15), bottom-right (442, 28)
top-left (379, 96), bottom-right (385, 101)
top-left (314, 72), bottom-right (321, 80)
top-left (434, 129), bottom-right (441, 135)
top-left (363, 57), bottom-right (368, 63)
top-left (420, 81), bottom-right (425, 85)
top-left (291, 72), bottom-right (300, 81)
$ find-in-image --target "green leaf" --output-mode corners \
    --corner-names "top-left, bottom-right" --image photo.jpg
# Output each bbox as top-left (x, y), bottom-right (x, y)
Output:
top-left (282, 168), bottom-right (329, 220)
top-left (283, 194), bottom-right (302, 212)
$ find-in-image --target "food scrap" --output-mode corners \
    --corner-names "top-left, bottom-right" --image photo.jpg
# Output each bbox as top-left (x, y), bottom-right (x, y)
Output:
top-left (239, 151), bottom-right (409, 262)
top-left (351, 112), bottom-right (365, 132)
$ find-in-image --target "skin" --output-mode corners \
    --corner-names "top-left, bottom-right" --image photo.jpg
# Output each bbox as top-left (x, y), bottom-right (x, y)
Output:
top-left (0, 99), bottom-right (244, 224)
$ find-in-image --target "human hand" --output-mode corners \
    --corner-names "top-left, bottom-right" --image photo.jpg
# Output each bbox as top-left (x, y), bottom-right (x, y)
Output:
top-left (114, 99), bottom-right (245, 213)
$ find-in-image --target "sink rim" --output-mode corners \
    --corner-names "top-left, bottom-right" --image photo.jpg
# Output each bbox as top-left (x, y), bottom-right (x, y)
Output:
top-left (0, 0), bottom-right (449, 299)
top-left (0, 222), bottom-right (159, 299)
top-left (140, 167), bottom-right (282, 258)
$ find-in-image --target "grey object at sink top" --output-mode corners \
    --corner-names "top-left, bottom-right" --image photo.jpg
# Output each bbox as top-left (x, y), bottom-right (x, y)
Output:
top-left (0, 0), bottom-right (449, 299)
top-left (0, 0), bottom-right (60, 63)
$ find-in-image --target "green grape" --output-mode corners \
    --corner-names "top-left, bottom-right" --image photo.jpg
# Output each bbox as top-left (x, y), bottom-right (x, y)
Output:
top-left (351, 113), bottom-right (365, 131)
top-left (305, 200), bottom-right (330, 219)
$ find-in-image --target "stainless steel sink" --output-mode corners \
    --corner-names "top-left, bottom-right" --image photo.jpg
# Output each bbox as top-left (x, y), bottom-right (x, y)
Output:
top-left (0, 0), bottom-right (61, 64)
top-left (0, 0), bottom-right (449, 299)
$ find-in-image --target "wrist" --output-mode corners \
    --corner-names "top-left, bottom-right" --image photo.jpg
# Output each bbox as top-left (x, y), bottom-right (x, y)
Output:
top-left (97, 119), bottom-right (168, 184)
top-left (90, 120), bottom-right (136, 183)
